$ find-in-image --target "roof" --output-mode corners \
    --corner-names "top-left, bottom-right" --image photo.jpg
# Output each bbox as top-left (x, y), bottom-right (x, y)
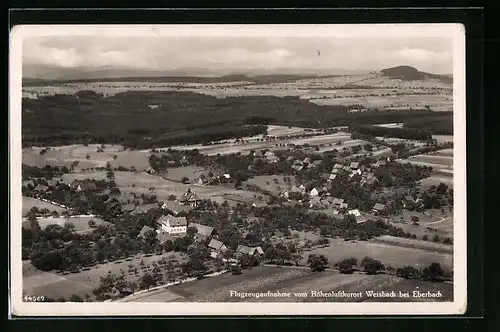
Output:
top-left (404, 195), bottom-right (416, 201)
top-left (236, 245), bottom-right (251, 254)
top-left (208, 239), bottom-right (225, 250)
top-left (138, 225), bottom-right (155, 238)
top-left (310, 188), bottom-right (319, 195)
top-left (331, 168), bottom-right (340, 174)
top-left (303, 157), bottom-right (311, 164)
top-left (34, 184), bottom-right (49, 191)
top-left (343, 166), bottom-right (351, 171)
top-left (333, 163), bottom-right (343, 169)
top-left (348, 209), bottom-right (361, 217)
top-left (161, 200), bottom-right (189, 214)
top-left (339, 203), bottom-right (349, 209)
top-left (313, 160), bottom-right (322, 165)
top-left (22, 180), bottom-right (35, 187)
top-left (157, 214), bottom-right (188, 227)
top-left (350, 162), bottom-right (360, 169)
top-left (373, 203), bottom-right (385, 211)
top-left (329, 174), bottom-right (337, 180)
top-left (188, 223), bottom-right (214, 237)
top-left (78, 181), bottom-right (97, 191)
top-left (286, 156), bottom-right (294, 161)
top-left (178, 190), bottom-right (201, 203)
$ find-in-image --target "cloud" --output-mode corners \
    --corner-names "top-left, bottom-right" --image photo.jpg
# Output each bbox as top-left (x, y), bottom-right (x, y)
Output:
top-left (22, 36), bottom-right (453, 76)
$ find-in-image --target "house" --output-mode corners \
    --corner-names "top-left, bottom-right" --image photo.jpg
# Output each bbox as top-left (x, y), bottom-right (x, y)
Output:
top-left (372, 203), bottom-right (386, 214)
top-left (343, 166), bottom-right (351, 172)
top-left (310, 188), bottom-right (319, 196)
top-left (333, 163), bottom-right (343, 170)
top-left (156, 214), bottom-right (188, 235)
top-left (339, 203), bottom-right (349, 209)
top-left (302, 157), bottom-right (311, 164)
top-left (307, 163), bottom-right (316, 169)
top-left (236, 245), bottom-right (264, 257)
top-left (188, 222), bottom-right (214, 239)
top-left (374, 160), bottom-right (387, 168)
top-left (208, 239), bottom-right (227, 258)
top-left (178, 189), bottom-right (201, 207)
top-left (332, 198), bottom-right (345, 207)
top-left (348, 209), bottom-right (362, 217)
top-left (349, 162), bottom-right (360, 170)
top-left (299, 184), bottom-right (306, 192)
top-left (313, 160), bottom-right (322, 167)
top-left (197, 177), bottom-right (205, 186)
top-left (145, 167), bottom-right (156, 174)
top-left (34, 184), bottom-right (49, 192)
top-left (137, 225), bottom-right (155, 238)
top-left (331, 168), bottom-right (340, 174)
top-left (404, 195), bottom-right (417, 203)
top-left (361, 176), bottom-right (379, 186)
top-left (148, 104), bottom-right (160, 110)
top-left (223, 173), bottom-right (231, 179)
top-left (328, 174), bottom-right (337, 181)
top-left (291, 164), bottom-right (304, 172)
top-left (265, 151), bottom-right (279, 163)
top-left (180, 156), bottom-right (190, 166)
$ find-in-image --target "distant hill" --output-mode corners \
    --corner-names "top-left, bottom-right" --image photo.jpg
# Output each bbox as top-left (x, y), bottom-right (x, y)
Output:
top-left (22, 73), bottom-right (342, 86)
top-left (380, 66), bottom-right (453, 84)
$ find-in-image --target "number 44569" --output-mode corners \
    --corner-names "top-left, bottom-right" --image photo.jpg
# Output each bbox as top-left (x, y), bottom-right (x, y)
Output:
top-left (24, 295), bottom-right (45, 302)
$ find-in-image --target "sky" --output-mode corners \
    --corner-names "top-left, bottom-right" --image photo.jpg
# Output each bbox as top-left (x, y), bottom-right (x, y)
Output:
top-left (22, 35), bottom-right (453, 78)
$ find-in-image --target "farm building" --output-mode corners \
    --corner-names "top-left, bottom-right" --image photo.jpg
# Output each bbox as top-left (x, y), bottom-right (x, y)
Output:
top-left (34, 184), bottom-right (49, 192)
top-left (208, 239), bottom-right (227, 258)
top-left (372, 203), bottom-right (386, 214)
top-left (178, 189), bottom-right (201, 207)
top-left (156, 214), bottom-right (188, 235)
top-left (333, 163), bottom-right (344, 170)
top-left (236, 245), bottom-right (264, 257)
top-left (188, 222), bottom-right (215, 239)
top-left (73, 181), bottom-right (97, 192)
top-left (349, 162), bottom-right (360, 170)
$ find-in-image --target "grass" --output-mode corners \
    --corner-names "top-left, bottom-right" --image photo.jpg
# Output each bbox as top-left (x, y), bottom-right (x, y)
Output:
top-left (22, 216), bottom-right (109, 232)
top-left (244, 175), bottom-right (296, 196)
top-left (301, 239), bottom-right (453, 271)
top-left (22, 196), bottom-right (69, 216)
top-left (162, 166), bottom-right (207, 183)
top-left (23, 252), bottom-right (188, 300)
top-left (22, 144), bottom-right (151, 171)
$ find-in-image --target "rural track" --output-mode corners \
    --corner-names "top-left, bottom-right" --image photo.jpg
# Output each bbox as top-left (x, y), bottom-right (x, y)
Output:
top-left (423, 216), bottom-right (452, 225)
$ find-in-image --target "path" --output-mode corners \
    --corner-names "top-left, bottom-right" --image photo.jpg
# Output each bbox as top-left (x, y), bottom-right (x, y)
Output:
top-left (423, 216), bottom-right (452, 226)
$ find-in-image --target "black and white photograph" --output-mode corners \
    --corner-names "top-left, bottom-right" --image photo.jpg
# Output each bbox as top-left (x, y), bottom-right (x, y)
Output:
top-left (9, 24), bottom-right (466, 316)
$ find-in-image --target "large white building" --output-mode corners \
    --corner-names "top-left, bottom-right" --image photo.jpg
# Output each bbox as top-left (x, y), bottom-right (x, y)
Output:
top-left (155, 214), bottom-right (188, 235)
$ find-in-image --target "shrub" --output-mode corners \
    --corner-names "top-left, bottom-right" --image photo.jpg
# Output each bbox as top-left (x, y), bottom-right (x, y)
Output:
top-left (361, 257), bottom-right (385, 275)
top-left (336, 257), bottom-right (357, 274)
top-left (396, 266), bottom-right (420, 279)
top-left (422, 262), bottom-right (444, 282)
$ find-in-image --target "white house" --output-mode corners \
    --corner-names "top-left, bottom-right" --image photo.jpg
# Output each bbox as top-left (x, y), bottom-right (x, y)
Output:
top-left (310, 188), bottom-right (319, 196)
top-left (155, 214), bottom-right (187, 235)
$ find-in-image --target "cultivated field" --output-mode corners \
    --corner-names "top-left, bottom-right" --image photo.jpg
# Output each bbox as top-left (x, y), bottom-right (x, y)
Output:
top-left (23, 145), bottom-right (151, 171)
top-left (22, 216), bottom-right (108, 231)
top-left (301, 239), bottom-right (453, 271)
top-left (23, 252), bottom-right (188, 300)
top-left (161, 166), bottom-right (207, 183)
top-left (22, 196), bottom-right (69, 215)
top-left (59, 171), bottom-right (266, 206)
top-left (244, 175), bottom-right (296, 196)
top-left (128, 265), bottom-right (452, 303)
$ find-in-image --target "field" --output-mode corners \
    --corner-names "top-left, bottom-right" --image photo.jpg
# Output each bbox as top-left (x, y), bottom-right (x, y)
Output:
top-left (59, 171), bottom-right (265, 205)
top-left (167, 131), bottom-right (369, 156)
top-left (244, 175), bottom-right (296, 196)
top-left (22, 196), bottom-right (69, 215)
top-left (161, 166), bottom-right (207, 183)
top-left (127, 265), bottom-right (452, 303)
top-left (22, 216), bottom-right (108, 232)
top-left (301, 239), bottom-right (453, 271)
top-left (390, 208), bottom-right (454, 237)
top-left (22, 145), bottom-right (151, 171)
top-left (23, 252), bottom-right (188, 300)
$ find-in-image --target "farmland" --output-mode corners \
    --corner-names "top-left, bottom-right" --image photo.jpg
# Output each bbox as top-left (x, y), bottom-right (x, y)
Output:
top-left (22, 196), bottom-right (69, 215)
top-left (23, 252), bottom-right (188, 300)
top-left (127, 265), bottom-right (452, 303)
top-left (22, 216), bottom-right (109, 232)
top-left (22, 145), bottom-right (151, 171)
top-left (301, 239), bottom-right (453, 271)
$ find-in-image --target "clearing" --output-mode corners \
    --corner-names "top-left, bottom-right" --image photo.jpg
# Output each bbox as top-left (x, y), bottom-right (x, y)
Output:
top-left (22, 196), bottom-right (69, 216)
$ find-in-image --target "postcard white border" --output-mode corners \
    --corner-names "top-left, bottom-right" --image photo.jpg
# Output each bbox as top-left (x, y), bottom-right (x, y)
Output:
top-left (10, 23), bottom-right (466, 316)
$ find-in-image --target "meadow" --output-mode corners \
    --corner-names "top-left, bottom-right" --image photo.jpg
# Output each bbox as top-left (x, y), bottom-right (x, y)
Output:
top-left (22, 196), bottom-right (69, 215)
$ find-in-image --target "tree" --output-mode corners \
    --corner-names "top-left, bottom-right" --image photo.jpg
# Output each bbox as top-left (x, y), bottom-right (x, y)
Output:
top-left (436, 182), bottom-right (448, 195)
top-left (88, 219), bottom-right (97, 228)
top-left (361, 257), bottom-right (385, 275)
top-left (396, 266), bottom-right (420, 279)
top-left (422, 262), bottom-right (444, 282)
top-left (411, 216), bottom-right (420, 225)
top-left (181, 176), bottom-right (190, 184)
top-left (309, 254), bottom-right (329, 272)
top-left (140, 273), bottom-right (158, 289)
top-left (106, 170), bottom-right (115, 180)
top-left (86, 155), bottom-right (90, 160)
top-left (336, 257), bottom-right (357, 274)
top-left (186, 226), bottom-right (198, 236)
top-left (363, 143), bottom-right (373, 152)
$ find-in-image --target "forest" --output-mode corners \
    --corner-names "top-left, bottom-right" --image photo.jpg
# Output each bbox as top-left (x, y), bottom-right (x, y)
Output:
top-left (22, 90), bottom-right (443, 148)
